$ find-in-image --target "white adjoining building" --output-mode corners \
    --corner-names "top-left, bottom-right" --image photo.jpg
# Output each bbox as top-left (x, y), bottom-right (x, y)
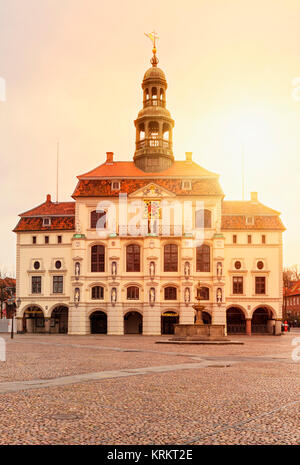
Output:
top-left (14, 49), bottom-right (285, 336)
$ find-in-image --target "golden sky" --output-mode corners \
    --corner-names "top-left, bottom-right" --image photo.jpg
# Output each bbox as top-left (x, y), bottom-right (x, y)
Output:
top-left (0, 0), bottom-right (299, 273)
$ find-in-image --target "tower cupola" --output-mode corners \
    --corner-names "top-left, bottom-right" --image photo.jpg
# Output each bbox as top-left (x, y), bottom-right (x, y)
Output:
top-left (133, 35), bottom-right (175, 172)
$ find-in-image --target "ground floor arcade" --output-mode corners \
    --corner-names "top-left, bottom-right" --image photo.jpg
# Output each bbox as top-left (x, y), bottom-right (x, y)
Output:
top-left (17, 302), bottom-right (282, 336)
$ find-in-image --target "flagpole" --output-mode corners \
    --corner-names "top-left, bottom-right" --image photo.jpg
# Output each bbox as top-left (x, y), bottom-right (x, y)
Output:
top-left (56, 142), bottom-right (59, 203)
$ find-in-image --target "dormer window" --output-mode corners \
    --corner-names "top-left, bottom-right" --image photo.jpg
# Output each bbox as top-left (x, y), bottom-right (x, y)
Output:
top-left (43, 217), bottom-right (51, 227)
top-left (111, 181), bottom-right (120, 191)
top-left (182, 180), bottom-right (192, 191)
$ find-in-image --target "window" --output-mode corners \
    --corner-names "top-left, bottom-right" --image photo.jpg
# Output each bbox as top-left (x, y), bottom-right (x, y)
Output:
top-left (182, 180), bottom-right (192, 190)
top-left (233, 277), bottom-right (243, 294)
top-left (233, 235), bottom-right (237, 244)
top-left (90, 210), bottom-right (106, 229)
top-left (127, 286), bottom-right (139, 300)
top-left (53, 276), bottom-right (63, 294)
top-left (92, 286), bottom-right (104, 300)
top-left (57, 235), bottom-right (62, 244)
top-left (164, 244), bottom-right (178, 272)
top-left (43, 217), bottom-right (51, 227)
top-left (255, 277), bottom-right (266, 294)
top-left (248, 235), bottom-right (252, 244)
top-left (262, 235), bottom-right (266, 244)
top-left (45, 236), bottom-right (49, 244)
top-left (111, 181), bottom-right (120, 191)
top-left (195, 210), bottom-right (212, 228)
top-left (33, 261), bottom-right (40, 270)
top-left (32, 276), bottom-right (41, 294)
top-left (196, 245), bottom-right (210, 272)
top-left (32, 236), bottom-right (37, 244)
top-left (126, 245), bottom-right (140, 272)
top-left (55, 260), bottom-right (62, 269)
top-left (91, 245), bottom-right (105, 272)
top-left (246, 216), bottom-right (254, 225)
top-left (164, 287), bottom-right (177, 300)
top-left (200, 287), bottom-right (210, 300)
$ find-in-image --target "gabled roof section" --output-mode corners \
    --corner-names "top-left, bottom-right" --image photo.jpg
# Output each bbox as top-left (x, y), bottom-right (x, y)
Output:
top-left (222, 200), bottom-right (280, 216)
top-left (19, 194), bottom-right (75, 217)
top-left (78, 160), bottom-right (219, 179)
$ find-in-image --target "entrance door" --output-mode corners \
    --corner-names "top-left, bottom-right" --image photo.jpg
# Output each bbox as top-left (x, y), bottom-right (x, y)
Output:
top-left (161, 312), bottom-right (179, 334)
top-left (90, 311), bottom-right (107, 334)
top-left (124, 312), bottom-right (143, 334)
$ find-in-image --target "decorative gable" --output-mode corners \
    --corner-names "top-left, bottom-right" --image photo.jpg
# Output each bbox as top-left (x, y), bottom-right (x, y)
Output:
top-left (129, 183), bottom-right (176, 199)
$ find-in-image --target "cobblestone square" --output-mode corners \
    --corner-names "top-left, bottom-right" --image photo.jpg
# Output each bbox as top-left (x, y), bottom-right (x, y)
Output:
top-left (0, 330), bottom-right (299, 445)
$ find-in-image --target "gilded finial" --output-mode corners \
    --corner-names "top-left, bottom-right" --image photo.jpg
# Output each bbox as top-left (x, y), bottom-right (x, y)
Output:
top-left (144, 31), bottom-right (159, 67)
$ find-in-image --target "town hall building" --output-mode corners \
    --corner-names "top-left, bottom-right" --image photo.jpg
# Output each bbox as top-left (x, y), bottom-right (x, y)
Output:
top-left (14, 46), bottom-right (285, 336)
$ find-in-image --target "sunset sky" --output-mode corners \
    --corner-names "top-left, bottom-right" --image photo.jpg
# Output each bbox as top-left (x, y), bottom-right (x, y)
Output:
top-left (1, 0), bottom-right (300, 275)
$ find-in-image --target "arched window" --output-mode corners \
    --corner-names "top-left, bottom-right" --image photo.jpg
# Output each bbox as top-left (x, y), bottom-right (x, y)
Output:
top-left (149, 121), bottom-right (159, 146)
top-left (91, 210), bottom-right (106, 229)
top-left (160, 89), bottom-right (164, 100)
top-left (200, 287), bottom-right (210, 300)
top-left (139, 122), bottom-right (145, 141)
top-left (163, 123), bottom-right (170, 140)
top-left (164, 244), bottom-right (178, 272)
top-left (196, 245), bottom-right (210, 272)
top-left (145, 88), bottom-right (149, 100)
top-left (126, 245), bottom-right (140, 272)
top-left (164, 286), bottom-right (177, 300)
top-left (152, 87), bottom-right (157, 99)
top-left (91, 245), bottom-right (105, 272)
top-left (91, 286), bottom-right (104, 300)
top-left (195, 209), bottom-right (212, 228)
top-left (127, 286), bottom-right (139, 300)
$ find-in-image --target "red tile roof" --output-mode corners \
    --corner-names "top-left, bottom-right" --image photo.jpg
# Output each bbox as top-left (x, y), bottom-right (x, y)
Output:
top-left (78, 160), bottom-right (219, 179)
top-left (20, 195), bottom-right (75, 217)
top-left (222, 200), bottom-right (280, 216)
top-left (72, 178), bottom-right (223, 198)
top-left (221, 215), bottom-right (285, 231)
top-left (14, 217), bottom-right (75, 232)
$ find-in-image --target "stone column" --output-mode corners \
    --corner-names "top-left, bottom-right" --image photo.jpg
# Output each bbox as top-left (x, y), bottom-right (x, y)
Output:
top-left (107, 305), bottom-right (124, 335)
top-left (246, 318), bottom-right (252, 336)
top-left (16, 317), bottom-right (23, 333)
top-left (44, 318), bottom-right (51, 334)
top-left (275, 319), bottom-right (282, 336)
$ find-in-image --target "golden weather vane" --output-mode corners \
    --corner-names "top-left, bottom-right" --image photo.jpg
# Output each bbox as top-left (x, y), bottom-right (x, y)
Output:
top-left (144, 31), bottom-right (159, 52)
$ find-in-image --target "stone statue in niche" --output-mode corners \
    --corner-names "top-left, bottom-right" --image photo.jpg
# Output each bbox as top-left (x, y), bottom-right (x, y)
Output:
top-left (112, 261), bottom-right (117, 276)
top-left (184, 262), bottom-right (190, 278)
top-left (217, 288), bottom-right (222, 303)
top-left (184, 287), bottom-right (190, 303)
top-left (217, 262), bottom-right (222, 277)
top-left (74, 288), bottom-right (80, 304)
top-left (75, 262), bottom-right (80, 276)
top-left (111, 288), bottom-right (117, 303)
top-left (150, 261), bottom-right (155, 278)
top-left (149, 287), bottom-right (155, 304)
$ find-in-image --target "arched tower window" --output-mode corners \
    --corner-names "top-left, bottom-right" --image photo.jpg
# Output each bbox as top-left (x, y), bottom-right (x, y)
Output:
top-left (91, 245), bottom-right (105, 272)
top-left (126, 245), bottom-right (140, 272)
top-left (196, 245), bottom-right (210, 272)
top-left (160, 89), bottom-right (164, 100)
top-left (139, 123), bottom-right (145, 141)
top-left (163, 123), bottom-right (170, 140)
top-left (164, 244), bottom-right (178, 272)
top-left (152, 87), bottom-right (157, 102)
top-left (148, 121), bottom-right (159, 147)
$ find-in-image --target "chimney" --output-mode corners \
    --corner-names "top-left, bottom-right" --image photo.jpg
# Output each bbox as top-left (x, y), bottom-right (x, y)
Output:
top-left (185, 152), bottom-right (193, 162)
top-left (251, 192), bottom-right (258, 202)
top-left (46, 194), bottom-right (51, 204)
top-left (106, 152), bottom-right (114, 164)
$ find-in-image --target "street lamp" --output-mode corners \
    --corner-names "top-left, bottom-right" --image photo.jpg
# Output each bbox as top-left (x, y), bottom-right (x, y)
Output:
top-left (13, 297), bottom-right (21, 339)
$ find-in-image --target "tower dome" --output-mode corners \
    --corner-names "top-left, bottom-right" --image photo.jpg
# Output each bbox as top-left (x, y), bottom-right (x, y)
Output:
top-left (133, 46), bottom-right (174, 172)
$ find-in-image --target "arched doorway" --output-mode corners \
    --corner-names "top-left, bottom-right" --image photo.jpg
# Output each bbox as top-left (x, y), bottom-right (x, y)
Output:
top-left (202, 311), bottom-right (212, 325)
top-left (161, 311), bottom-right (179, 334)
top-left (226, 307), bottom-right (246, 334)
top-left (124, 311), bottom-right (143, 334)
top-left (252, 307), bottom-right (271, 333)
top-left (23, 306), bottom-right (45, 333)
top-left (51, 306), bottom-right (68, 334)
top-left (90, 311), bottom-right (107, 334)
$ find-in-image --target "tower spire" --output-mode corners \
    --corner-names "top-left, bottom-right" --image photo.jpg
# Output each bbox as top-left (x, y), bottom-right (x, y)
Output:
top-left (133, 34), bottom-right (175, 172)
